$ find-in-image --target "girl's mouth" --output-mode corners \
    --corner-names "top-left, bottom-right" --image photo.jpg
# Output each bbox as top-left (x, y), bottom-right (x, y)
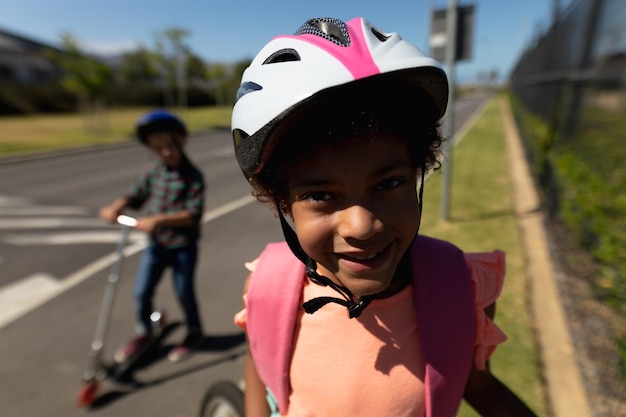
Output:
top-left (351, 252), bottom-right (378, 261)
top-left (338, 244), bottom-right (392, 272)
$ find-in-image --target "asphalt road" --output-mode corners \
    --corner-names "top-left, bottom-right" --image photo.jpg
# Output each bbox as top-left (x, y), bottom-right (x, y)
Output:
top-left (0, 94), bottom-right (490, 417)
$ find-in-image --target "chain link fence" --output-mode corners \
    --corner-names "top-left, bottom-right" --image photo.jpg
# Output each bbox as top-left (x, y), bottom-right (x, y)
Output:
top-left (508, 1), bottom-right (625, 416)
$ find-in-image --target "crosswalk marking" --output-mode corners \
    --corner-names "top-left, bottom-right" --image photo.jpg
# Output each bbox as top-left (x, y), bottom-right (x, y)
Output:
top-left (0, 195), bottom-right (31, 205)
top-left (0, 206), bottom-right (89, 215)
top-left (0, 273), bottom-right (61, 329)
top-left (0, 218), bottom-right (106, 229)
top-left (0, 194), bottom-right (256, 330)
top-left (4, 230), bottom-right (146, 245)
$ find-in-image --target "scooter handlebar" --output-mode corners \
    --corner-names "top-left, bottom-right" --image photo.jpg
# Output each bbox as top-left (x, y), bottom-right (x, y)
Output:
top-left (116, 215), bottom-right (138, 228)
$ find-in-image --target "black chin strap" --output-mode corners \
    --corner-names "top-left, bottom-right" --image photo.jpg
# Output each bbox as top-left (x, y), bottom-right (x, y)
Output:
top-left (275, 166), bottom-right (425, 320)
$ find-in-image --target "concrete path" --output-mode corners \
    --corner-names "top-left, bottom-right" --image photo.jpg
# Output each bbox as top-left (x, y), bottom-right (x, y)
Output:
top-left (501, 97), bottom-right (592, 417)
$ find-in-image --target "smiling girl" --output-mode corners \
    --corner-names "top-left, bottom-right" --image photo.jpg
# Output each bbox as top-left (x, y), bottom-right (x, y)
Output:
top-left (231, 17), bottom-right (537, 417)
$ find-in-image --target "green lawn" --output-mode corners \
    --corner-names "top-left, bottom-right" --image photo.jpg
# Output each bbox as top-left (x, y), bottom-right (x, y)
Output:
top-left (0, 106), bottom-right (232, 157)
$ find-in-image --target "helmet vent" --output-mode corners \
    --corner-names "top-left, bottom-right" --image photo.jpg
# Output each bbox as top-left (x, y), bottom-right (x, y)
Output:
top-left (295, 17), bottom-right (350, 47)
top-left (263, 48), bottom-right (301, 64)
top-left (370, 27), bottom-right (390, 42)
top-left (235, 81), bottom-right (262, 103)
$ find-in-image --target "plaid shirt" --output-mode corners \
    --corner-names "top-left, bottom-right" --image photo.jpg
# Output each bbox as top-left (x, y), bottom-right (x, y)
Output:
top-left (125, 155), bottom-right (205, 248)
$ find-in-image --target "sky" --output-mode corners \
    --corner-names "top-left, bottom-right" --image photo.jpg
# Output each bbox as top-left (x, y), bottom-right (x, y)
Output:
top-left (0, 0), bottom-right (569, 84)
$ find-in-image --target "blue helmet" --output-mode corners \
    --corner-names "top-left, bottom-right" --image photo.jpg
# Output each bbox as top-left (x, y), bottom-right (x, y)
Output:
top-left (135, 110), bottom-right (187, 144)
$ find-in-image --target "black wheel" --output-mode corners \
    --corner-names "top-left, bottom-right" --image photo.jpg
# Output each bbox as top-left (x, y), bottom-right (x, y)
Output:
top-left (199, 380), bottom-right (245, 417)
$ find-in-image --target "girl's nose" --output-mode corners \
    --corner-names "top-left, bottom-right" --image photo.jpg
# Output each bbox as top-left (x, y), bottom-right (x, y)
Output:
top-left (337, 204), bottom-right (384, 241)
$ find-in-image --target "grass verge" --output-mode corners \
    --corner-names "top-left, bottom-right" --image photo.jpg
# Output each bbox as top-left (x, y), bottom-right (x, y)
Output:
top-left (420, 97), bottom-right (547, 416)
top-left (0, 106), bottom-right (232, 158)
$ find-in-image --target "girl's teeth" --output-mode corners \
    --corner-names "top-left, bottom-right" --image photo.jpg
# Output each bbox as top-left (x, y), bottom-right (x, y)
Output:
top-left (355, 253), bottom-right (376, 261)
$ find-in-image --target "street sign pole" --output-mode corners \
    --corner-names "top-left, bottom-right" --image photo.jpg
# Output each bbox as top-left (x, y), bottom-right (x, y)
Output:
top-left (441, 0), bottom-right (457, 221)
top-left (431, 1), bottom-right (474, 220)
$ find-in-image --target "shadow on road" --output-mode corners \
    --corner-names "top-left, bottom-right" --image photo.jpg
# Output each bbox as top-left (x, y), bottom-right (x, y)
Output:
top-left (87, 331), bottom-right (246, 410)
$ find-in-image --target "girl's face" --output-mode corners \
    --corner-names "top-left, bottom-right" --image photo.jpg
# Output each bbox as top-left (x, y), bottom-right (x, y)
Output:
top-left (287, 133), bottom-right (420, 299)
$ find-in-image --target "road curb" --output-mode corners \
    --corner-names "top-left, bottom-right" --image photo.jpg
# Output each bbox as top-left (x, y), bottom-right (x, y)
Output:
top-left (0, 141), bottom-right (136, 166)
top-left (501, 97), bottom-right (592, 417)
top-left (0, 130), bottom-right (216, 166)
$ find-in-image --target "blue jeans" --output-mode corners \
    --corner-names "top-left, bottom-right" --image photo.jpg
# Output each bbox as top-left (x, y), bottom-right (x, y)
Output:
top-left (134, 242), bottom-right (202, 335)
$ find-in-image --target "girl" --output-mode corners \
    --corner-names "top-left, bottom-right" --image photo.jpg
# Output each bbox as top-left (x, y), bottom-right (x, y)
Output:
top-left (232, 17), bottom-right (537, 417)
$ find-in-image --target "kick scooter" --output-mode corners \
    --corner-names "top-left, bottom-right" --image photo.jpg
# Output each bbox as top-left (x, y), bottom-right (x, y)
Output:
top-left (77, 215), bottom-right (168, 407)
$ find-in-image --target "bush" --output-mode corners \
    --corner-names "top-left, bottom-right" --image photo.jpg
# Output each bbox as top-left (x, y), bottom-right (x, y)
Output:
top-left (511, 90), bottom-right (626, 313)
top-left (104, 84), bottom-right (217, 108)
top-left (0, 81), bottom-right (77, 114)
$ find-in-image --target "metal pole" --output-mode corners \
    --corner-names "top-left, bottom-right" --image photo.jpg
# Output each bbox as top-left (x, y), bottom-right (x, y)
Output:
top-left (177, 52), bottom-right (188, 118)
top-left (441, 0), bottom-right (457, 221)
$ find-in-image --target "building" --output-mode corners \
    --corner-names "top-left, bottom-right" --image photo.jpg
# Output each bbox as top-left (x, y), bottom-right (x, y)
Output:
top-left (0, 27), bottom-right (64, 84)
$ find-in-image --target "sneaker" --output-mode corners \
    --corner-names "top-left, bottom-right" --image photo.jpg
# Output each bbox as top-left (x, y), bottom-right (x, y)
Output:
top-left (114, 334), bottom-right (154, 364)
top-left (168, 333), bottom-right (203, 363)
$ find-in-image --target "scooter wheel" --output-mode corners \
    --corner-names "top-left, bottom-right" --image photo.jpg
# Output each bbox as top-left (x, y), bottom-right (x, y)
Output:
top-left (77, 380), bottom-right (99, 407)
top-left (199, 380), bottom-right (244, 417)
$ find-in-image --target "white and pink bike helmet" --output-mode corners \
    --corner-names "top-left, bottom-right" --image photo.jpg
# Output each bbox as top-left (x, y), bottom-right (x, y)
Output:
top-left (231, 17), bottom-right (450, 318)
top-left (232, 16), bottom-right (449, 177)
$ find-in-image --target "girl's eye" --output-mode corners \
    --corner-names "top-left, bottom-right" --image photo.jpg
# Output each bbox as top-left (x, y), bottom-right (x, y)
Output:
top-left (374, 177), bottom-right (405, 191)
top-left (307, 191), bottom-right (332, 202)
top-left (302, 191), bottom-right (333, 202)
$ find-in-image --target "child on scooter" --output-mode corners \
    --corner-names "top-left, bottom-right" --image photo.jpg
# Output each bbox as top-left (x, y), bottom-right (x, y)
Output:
top-left (99, 110), bottom-right (205, 363)
top-left (231, 17), bottom-right (537, 416)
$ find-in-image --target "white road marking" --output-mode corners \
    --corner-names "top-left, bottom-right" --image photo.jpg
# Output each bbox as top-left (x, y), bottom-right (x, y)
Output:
top-left (0, 206), bottom-right (89, 215)
top-left (0, 195), bottom-right (32, 205)
top-left (202, 194), bottom-right (255, 222)
top-left (0, 195), bottom-right (256, 330)
top-left (451, 97), bottom-right (490, 147)
top-left (0, 218), bottom-right (106, 229)
top-left (4, 231), bottom-right (146, 245)
top-left (0, 273), bottom-right (60, 329)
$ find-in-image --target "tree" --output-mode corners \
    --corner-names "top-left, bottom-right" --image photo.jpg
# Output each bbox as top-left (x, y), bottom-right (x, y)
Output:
top-left (186, 53), bottom-right (209, 84)
top-left (48, 32), bottom-right (113, 134)
top-left (204, 59), bottom-right (252, 106)
top-left (118, 47), bottom-right (159, 85)
top-left (205, 63), bottom-right (229, 105)
top-left (154, 27), bottom-right (192, 110)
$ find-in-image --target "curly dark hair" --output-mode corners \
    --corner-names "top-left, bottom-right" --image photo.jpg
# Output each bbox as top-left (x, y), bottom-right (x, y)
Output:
top-left (248, 80), bottom-right (445, 213)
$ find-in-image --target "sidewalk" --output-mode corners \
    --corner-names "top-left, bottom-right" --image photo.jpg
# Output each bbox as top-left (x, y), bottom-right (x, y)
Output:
top-left (501, 97), bottom-right (592, 417)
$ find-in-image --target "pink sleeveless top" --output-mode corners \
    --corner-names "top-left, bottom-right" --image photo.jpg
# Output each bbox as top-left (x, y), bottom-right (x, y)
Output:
top-left (235, 236), bottom-right (507, 416)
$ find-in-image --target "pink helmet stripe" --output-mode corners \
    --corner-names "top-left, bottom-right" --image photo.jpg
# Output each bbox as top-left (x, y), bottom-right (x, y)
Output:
top-left (279, 17), bottom-right (380, 80)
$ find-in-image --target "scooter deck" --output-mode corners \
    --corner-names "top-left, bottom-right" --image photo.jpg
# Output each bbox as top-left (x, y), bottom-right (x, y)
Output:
top-left (108, 321), bottom-right (179, 382)
top-left (77, 320), bottom-right (180, 407)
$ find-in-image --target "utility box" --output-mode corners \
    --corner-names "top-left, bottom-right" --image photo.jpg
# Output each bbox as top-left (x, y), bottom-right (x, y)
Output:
top-left (430, 4), bottom-right (475, 63)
